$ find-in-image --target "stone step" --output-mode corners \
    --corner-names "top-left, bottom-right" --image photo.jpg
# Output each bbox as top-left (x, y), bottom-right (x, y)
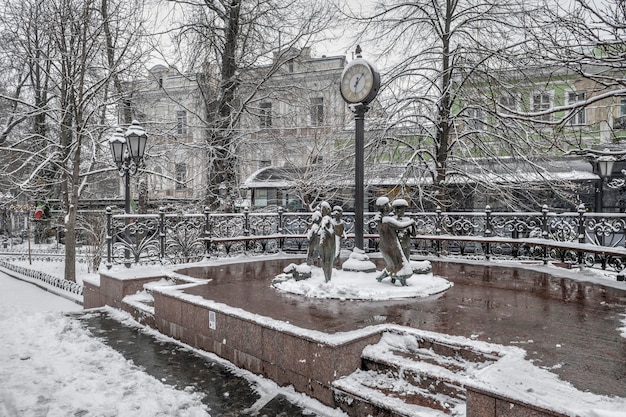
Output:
top-left (361, 357), bottom-right (467, 409)
top-left (333, 330), bottom-right (502, 416)
top-left (334, 369), bottom-right (462, 416)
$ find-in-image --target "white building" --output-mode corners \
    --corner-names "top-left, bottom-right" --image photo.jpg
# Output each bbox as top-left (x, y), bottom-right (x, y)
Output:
top-left (126, 48), bottom-right (353, 210)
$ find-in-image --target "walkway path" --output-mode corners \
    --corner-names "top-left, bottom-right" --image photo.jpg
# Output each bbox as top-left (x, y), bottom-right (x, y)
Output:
top-left (0, 271), bottom-right (343, 417)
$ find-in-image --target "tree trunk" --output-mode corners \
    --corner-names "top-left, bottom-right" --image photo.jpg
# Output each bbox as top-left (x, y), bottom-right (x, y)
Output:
top-left (64, 210), bottom-right (76, 282)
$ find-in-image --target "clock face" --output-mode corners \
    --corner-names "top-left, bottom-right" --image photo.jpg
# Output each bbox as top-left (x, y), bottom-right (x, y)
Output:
top-left (340, 60), bottom-right (379, 104)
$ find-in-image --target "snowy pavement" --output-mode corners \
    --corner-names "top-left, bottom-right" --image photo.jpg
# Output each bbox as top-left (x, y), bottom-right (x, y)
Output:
top-left (0, 272), bottom-right (211, 416)
top-left (2, 252), bottom-right (626, 417)
top-left (0, 272), bottom-right (346, 417)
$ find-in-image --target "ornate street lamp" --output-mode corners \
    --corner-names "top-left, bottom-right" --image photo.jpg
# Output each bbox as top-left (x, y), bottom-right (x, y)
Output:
top-left (109, 120), bottom-right (148, 266)
top-left (110, 120), bottom-right (148, 177)
top-left (125, 120), bottom-right (148, 164)
top-left (597, 155), bottom-right (615, 179)
top-left (596, 155), bottom-right (616, 212)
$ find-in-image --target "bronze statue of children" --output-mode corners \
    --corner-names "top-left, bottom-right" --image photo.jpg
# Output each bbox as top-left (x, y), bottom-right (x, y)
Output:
top-left (392, 198), bottom-right (416, 261)
top-left (331, 206), bottom-right (346, 266)
top-left (317, 202), bottom-right (335, 282)
top-left (306, 207), bottom-right (322, 266)
top-left (375, 196), bottom-right (415, 286)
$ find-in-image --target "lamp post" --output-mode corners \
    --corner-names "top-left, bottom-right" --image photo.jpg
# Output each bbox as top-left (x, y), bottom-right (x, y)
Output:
top-left (109, 120), bottom-right (148, 266)
top-left (596, 155), bottom-right (616, 212)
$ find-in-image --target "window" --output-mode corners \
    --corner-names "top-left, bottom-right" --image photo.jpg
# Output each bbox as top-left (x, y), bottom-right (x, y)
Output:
top-left (175, 163), bottom-right (187, 189)
top-left (253, 188), bottom-right (277, 207)
top-left (259, 159), bottom-right (271, 168)
top-left (621, 99), bottom-right (626, 117)
top-left (176, 110), bottom-right (187, 135)
top-left (498, 95), bottom-right (517, 112)
top-left (260, 102), bottom-right (272, 128)
top-left (567, 91), bottom-right (586, 126)
top-left (532, 92), bottom-right (552, 121)
top-left (312, 155), bottom-right (323, 164)
top-left (465, 107), bottom-right (485, 129)
top-left (310, 97), bottom-right (324, 126)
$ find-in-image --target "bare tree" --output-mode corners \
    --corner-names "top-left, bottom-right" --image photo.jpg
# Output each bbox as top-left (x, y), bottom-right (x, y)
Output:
top-left (523, 0), bottom-right (626, 133)
top-left (0, 0), bottom-right (146, 280)
top-left (340, 0), bottom-right (591, 211)
top-left (158, 0), bottom-right (338, 211)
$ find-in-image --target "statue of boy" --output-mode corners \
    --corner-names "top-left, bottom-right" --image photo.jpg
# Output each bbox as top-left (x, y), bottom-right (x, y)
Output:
top-left (392, 198), bottom-right (415, 261)
top-left (317, 202), bottom-right (335, 282)
top-left (375, 196), bottom-right (415, 286)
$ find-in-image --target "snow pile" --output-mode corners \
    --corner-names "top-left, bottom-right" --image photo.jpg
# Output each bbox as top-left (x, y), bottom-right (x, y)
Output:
top-left (0, 274), bottom-right (209, 417)
top-left (352, 331), bottom-right (626, 417)
top-left (272, 264), bottom-right (452, 300)
top-left (341, 248), bottom-right (377, 272)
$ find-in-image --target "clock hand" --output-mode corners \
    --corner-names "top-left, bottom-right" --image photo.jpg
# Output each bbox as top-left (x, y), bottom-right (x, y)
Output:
top-left (353, 72), bottom-right (365, 89)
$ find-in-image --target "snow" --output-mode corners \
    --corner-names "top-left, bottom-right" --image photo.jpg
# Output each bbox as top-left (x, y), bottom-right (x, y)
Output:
top-left (0, 273), bottom-right (210, 417)
top-left (341, 331), bottom-right (626, 417)
top-left (0, 270), bottom-right (81, 318)
top-left (2, 250), bottom-right (626, 417)
top-left (0, 262), bottom-right (348, 417)
top-left (272, 262), bottom-right (451, 300)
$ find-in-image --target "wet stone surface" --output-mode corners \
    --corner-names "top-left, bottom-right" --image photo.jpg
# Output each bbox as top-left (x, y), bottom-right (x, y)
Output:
top-left (78, 311), bottom-right (320, 417)
top-left (179, 258), bottom-right (626, 397)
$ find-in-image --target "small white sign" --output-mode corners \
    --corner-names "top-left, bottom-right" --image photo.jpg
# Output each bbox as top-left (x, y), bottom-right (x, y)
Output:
top-left (209, 311), bottom-right (216, 330)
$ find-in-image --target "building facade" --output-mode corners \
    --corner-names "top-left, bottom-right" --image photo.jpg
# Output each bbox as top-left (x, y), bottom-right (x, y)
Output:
top-left (122, 49), bottom-right (626, 213)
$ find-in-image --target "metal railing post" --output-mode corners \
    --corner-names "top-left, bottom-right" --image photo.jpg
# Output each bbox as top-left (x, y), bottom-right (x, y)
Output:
top-left (577, 204), bottom-right (586, 267)
top-left (243, 207), bottom-right (250, 252)
top-left (278, 206), bottom-right (284, 251)
top-left (159, 207), bottom-right (165, 261)
top-left (204, 206), bottom-right (211, 258)
top-left (435, 206), bottom-right (442, 257)
top-left (484, 205), bottom-right (492, 260)
top-left (106, 206), bottom-right (112, 269)
top-left (541, 205), bottom-right (549, 264)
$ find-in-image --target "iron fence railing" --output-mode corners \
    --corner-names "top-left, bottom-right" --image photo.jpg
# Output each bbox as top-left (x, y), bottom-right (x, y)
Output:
top-left (104, 205), bottom-right (626, 272)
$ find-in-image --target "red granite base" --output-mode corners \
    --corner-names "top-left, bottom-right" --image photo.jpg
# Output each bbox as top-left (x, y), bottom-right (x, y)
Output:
top-left (85, 265), bottom-right (582, 417)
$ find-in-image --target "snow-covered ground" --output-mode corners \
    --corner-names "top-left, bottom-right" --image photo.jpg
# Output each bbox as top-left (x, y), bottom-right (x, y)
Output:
top-left (2, 247), bottom-right (626, 417)
top-left (0, 264), bottom-right (347, 417)
top-left (0, 272), bottom-right (213, 416)
top-left (273, 259), bottom-right (451, 300)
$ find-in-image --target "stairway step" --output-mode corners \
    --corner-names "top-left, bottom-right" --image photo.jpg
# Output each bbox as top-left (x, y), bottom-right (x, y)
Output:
top-left (123, 289), bottom-right (155, 314)
top-left (334, 369), bottom-right (462, 416)
top-left (332, 330), bottom-right (506, 416)
top-left (363, 332), bottom-right (499, 372)
top-left (362, 357), bottom-right (467, 402)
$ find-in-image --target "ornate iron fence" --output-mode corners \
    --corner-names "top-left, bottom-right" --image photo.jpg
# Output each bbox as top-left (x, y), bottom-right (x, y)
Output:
top-left (105, 204), bottom-right (626, 272)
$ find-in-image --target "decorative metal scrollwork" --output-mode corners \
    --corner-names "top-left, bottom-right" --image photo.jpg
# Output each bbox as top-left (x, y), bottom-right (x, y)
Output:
top-left (101, 206), bottom-right (626, 271)
top-left (111, 216), bottom-right (161, 264)
top-left (165, 215), bottom-right (206, 264)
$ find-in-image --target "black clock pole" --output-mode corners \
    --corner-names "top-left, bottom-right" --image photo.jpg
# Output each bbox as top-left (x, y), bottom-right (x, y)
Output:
top-left (340, 46), bottom-right (379, 251)
top-left (354, 103), bottom-right (368, 250)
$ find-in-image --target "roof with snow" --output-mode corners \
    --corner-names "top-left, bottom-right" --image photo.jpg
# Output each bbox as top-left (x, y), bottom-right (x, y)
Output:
top-left (242, 157), bottom-right (598, 189)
